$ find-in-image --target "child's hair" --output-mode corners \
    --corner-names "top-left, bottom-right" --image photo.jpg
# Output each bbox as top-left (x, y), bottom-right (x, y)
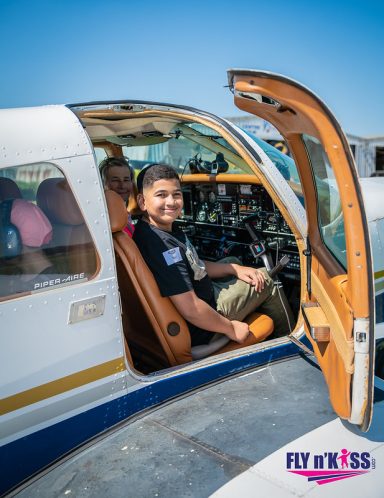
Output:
top-left (137, 164), bottom-right (180, 192)
top-left (99, 157), bottom-right (134, 185)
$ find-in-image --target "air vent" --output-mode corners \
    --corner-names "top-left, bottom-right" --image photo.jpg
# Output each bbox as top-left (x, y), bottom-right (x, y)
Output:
top-left (142, 131), bottom-right (163, 138)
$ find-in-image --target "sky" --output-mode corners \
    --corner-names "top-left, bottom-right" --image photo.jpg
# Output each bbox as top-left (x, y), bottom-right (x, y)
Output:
top-left (0, 0), bottom-right (383, 136)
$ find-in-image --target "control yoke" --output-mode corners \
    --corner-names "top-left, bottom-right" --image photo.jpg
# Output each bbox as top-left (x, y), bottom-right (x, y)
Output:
top-left (243, 213), bottom-right (290, 279)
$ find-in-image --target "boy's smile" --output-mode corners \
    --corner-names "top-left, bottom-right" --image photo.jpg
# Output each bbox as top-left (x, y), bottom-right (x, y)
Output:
top-left (138, 178), bottom-right (183, 231)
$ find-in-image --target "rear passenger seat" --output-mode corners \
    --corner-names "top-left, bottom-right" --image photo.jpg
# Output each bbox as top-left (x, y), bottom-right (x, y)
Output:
top-left (36, 178), bottom-right (97, 277)
top-left (0, 178), bottom-right (22, 201)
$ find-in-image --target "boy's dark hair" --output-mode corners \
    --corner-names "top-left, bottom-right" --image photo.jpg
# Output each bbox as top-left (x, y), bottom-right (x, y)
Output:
top-left (100, 157), bottom-right (134, 185)
top-left (137, 164), bottom-right (180, 192)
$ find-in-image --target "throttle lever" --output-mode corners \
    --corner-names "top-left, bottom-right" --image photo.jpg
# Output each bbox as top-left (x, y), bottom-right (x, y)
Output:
top-left (268, 255), bottom-right (290, 279)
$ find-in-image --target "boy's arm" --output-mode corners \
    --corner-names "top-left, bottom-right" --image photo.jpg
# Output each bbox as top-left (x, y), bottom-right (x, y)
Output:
top-left (169, 290), bottom-right (249, 344)
top-left (204, 260), bottom-right (265, 291)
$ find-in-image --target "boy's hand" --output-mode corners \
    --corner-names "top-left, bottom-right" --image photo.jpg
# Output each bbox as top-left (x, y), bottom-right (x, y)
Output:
top-left (230, 320), bottom-right (250, 343)
top-left (232, 264), bottom-right (265, 291)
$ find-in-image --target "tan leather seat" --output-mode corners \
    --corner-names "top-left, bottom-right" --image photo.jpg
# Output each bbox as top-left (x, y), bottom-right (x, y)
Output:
top-left (105, 189), bottom-right (274, 370)
top-left (36, 178), bottom-right (97, 276)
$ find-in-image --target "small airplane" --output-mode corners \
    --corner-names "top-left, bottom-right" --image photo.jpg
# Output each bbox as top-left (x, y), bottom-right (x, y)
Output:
top-left (0, 69), bottom-right (383, 496)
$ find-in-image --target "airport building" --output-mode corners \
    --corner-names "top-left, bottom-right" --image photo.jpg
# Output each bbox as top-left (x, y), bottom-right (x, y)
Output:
top-left (227, 115), bottom-right (384, 178)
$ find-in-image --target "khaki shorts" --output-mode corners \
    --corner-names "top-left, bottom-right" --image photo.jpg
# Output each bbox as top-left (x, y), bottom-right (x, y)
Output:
top-left (212, 257), bottom-right (294, 336)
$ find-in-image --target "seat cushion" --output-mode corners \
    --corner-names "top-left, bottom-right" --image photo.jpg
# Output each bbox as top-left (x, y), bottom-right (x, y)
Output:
top-left (214, 312), bottom-right (274, 355)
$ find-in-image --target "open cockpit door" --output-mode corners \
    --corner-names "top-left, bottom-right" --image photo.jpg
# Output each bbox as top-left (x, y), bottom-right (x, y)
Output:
top-left (228, 69), bottom-right (375, 431)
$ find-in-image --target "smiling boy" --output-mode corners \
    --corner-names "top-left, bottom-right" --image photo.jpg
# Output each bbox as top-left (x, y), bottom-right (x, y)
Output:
top-left (133, 164), bottom-right (293, 346)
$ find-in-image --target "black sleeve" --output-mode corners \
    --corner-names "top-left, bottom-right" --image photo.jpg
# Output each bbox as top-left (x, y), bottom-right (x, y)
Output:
top-left (134, 223), bottom-right (193, 297)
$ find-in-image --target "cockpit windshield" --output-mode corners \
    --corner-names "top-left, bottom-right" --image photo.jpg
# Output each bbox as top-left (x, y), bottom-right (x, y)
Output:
top-left (121, 123), bottom-right (305, 208)
top-left (123, 122), bottom-right (253, 175)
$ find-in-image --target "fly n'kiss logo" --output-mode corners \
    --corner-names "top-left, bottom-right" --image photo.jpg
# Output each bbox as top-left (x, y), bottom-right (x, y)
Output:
top-left (286, 449), bottom-right (375, 485)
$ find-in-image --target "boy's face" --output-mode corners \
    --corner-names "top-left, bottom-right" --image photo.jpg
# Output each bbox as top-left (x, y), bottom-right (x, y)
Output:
top-left (137, 178), bottom-right (183, 231)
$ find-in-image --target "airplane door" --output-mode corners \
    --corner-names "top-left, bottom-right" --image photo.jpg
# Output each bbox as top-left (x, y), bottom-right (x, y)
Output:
top-left (228, 69), bottom-right (375, 431)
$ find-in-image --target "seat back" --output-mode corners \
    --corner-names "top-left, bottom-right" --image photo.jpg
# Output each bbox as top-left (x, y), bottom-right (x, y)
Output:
top-left (37, 178), bottom-right (97, 276)
top-left (0, 178), bottom-right (22, 201)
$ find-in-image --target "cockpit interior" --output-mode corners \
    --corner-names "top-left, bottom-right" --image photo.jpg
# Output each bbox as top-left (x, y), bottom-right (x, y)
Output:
top-left (68, 103), bottom-right (305, 374)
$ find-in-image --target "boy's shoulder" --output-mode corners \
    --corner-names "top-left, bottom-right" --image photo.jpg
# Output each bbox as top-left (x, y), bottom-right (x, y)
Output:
top-left (133, 219), bottom-right (180, 244)
top-left (133, 218), bottom-right (155, 244)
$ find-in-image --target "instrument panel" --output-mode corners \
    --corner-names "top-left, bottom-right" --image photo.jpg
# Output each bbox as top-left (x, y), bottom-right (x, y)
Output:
top-left (177, 183), bottom-right (300, 273)
top-left (181, 183), bottom-right (292, 233)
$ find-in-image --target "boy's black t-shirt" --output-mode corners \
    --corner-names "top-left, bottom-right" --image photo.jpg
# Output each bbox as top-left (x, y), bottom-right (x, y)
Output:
top-left (133, 219), bottom-right (215, 345)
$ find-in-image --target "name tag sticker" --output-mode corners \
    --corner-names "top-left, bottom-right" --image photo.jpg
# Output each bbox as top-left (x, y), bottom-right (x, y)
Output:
top-left (163, 247), bottom-right (182, 266)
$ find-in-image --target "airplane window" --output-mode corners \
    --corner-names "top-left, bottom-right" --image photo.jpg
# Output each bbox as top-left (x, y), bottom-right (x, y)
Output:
top-left (302, 135), bottom-right (347, 269)
top-left (122, 122), bottom-right (253, 176)
top-left (0, 163), bottom-right (98, 300)
top-left (94, 147), bottom-right (108, 165)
